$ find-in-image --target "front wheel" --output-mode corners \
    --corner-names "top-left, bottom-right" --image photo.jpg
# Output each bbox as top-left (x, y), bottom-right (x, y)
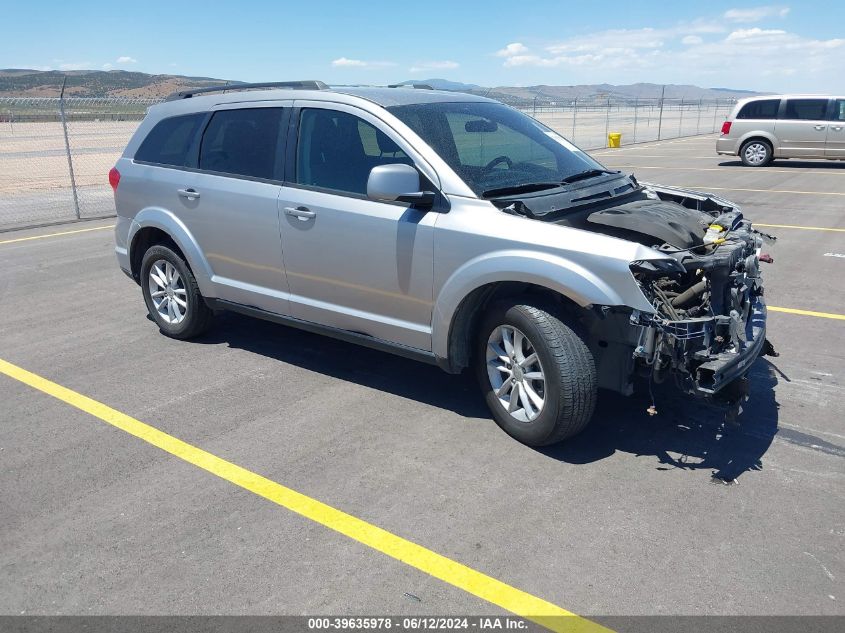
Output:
top-left (475, 302), bottom-right (597, 446)
top-left (140, 244), bottom-right (213, 339)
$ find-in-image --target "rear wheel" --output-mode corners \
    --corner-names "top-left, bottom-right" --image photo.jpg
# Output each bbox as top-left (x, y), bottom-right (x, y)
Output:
top-left (475, 302), bottom-right (597, 446)
top-left (140, 244), bottom-right (213, 339)
top-left (740, 139), bottom-right (772, 166)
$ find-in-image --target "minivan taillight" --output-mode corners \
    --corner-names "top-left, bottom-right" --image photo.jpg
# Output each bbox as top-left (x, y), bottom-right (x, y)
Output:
top-left (109, 167), bottom-right (120, 192)
top-left (720, 121), bottom-right (732, 135)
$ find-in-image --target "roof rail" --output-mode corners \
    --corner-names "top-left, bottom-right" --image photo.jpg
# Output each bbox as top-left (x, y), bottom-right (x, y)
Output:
top-left (165, 81), bottom-right (329, 101)
top-left (387, 83), bottom-right (434, 90)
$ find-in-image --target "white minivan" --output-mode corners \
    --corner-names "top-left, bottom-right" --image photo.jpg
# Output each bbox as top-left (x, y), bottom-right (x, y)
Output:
top-left (716, 95), bottom-right (845, 165)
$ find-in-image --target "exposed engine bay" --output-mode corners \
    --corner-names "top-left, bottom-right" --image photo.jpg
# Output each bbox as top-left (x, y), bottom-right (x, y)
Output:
top-left (493, 179), bottom-right (777, 414)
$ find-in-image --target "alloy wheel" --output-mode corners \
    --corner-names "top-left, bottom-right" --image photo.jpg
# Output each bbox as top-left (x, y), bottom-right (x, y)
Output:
top-left (486, 325), bottom-right (546, 422)
top-left (148, 259), bottom-right (188, 324)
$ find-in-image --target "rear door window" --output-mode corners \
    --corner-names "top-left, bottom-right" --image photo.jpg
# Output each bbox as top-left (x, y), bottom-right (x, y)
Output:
top-left (736, 99), bottom-right (780, 120)
top-left (833, 100), bottom-right (845, 121)
top-left (783, 99), bottom-right (828, 120)
top-left (199, 108), bottom-right (285, 180)
top-left (135, 113), bottom-right (205, 167)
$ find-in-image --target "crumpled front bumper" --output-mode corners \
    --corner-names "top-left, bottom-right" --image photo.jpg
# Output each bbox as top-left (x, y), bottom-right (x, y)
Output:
top-left (694, 294), bottom-right (767, 394)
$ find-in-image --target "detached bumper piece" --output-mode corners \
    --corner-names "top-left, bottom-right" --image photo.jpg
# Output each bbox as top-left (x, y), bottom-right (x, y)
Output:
top-left (632, 295), bottom-right (767, 398)
top-left (693, 296), bottom-right (766, 394)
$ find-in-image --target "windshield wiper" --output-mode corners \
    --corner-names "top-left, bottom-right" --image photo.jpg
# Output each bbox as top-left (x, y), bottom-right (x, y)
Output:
top-left (559, 169), bottom-right (619, 185)
top-left (481, 182), bottom-right (563, 198)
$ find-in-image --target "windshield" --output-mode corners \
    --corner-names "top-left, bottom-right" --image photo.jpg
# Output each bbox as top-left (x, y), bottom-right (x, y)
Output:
top-left (387, 101), bottom-right (608, 197)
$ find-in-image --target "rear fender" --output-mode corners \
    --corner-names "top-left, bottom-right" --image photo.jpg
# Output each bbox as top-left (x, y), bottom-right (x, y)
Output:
top-left (127, 207), bottom-right (214, 296)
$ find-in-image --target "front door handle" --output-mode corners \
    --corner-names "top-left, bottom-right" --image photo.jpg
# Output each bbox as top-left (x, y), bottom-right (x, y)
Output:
top-left (178, 188), bottom-right (200, 200)
top-left (284, 206), bottom-right (316, 220)
top-left (814, 125), bottom-right (827, 131)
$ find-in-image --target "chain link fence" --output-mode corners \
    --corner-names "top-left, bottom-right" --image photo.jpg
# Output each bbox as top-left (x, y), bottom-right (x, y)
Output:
top-left (0, 96), bottom-right (156, 230)
top-left (516, 96), bottom-right (736, 151)
top-left (0, 93), bottom-right (735, 231)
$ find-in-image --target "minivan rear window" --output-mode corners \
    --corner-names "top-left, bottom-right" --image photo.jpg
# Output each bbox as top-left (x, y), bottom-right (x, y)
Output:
top-left (783, 99), bottom-right (828, 121)
top-left (135, 113), bottom-right (205, 167)
top-left (737, 99), bottom-right (780, 120)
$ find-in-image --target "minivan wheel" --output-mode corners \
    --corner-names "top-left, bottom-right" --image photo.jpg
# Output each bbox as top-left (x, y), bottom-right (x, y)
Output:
top-left (475, 302), bottom-right (597, 446)
top-left (140, 245), bottom-right (213, 339)
top-left (740, 140), bottom-right (772, 166)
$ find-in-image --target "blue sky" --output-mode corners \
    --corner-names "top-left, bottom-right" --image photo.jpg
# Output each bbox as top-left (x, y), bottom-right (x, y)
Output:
top-left (2, 1), bottom-right (842, 92)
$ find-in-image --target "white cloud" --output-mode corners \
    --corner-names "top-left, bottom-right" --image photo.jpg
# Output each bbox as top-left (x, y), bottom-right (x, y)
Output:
top-left (724, 6), bottom-right (790, 23)
top-left (409, 60), bottom-right (459, 73)
top-left (500, 28), bottom-right (670, 70)
top-left (116, 56), bottom-right (137, 64)
top-left (725, 27), bottom-right (787, 41)
top-left (57, 61), bottom-right (91, 71)
top-left (495, 42), bottom-right (529, 57)
top-left (331, 57), bottom-right (396, 69)
top-left (102, 63), bottom-right (113, 70)
top-left (493, 14), bottom-right (845, 91)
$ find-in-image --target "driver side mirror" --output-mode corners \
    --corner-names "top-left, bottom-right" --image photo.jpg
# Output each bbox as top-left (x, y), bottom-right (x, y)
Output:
top-left (367, 164), bottom-right (436, 208)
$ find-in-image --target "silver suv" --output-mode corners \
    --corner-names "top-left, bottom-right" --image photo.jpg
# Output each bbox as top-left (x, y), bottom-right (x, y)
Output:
top-left (112, 81), bottom-right (774, 446)
top-left (717, 94), bottom-right (845, 166)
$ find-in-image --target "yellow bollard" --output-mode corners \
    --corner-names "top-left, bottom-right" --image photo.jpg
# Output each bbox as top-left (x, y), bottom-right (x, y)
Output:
top-left (607, 132), bottom-right (622, 148)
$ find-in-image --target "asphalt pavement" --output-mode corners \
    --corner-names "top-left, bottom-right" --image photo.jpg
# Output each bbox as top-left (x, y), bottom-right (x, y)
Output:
top-left (1, 134), bottom-right (842, 628)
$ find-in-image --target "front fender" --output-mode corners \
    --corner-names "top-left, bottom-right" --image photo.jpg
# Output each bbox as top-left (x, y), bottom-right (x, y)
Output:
top-left (128, 207), bottom-right (215, 297)
top-left (431, 249), bottom-right (652, 360)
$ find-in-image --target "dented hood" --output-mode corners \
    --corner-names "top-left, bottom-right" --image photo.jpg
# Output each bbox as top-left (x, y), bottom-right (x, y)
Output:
top-left (586, 199), bottom-right (713, 249)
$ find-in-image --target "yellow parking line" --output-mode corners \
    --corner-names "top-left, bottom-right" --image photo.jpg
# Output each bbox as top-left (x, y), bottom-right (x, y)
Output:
top-left (769, 307), bottom-right (845, 321)
top-left (0, 224), bottom-right (114, 245)
top-left (672, 186), bottom-right (845, 196)
top-left (755, 223), bottom-right (845, 233)
top-left (607, 165), bottom-right (845, 176)
top-left (0, 357), bottom-right (609, 633)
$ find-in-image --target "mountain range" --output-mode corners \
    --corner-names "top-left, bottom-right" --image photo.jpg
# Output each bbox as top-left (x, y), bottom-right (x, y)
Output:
top-left (0, 69), bottom-right (761, 102)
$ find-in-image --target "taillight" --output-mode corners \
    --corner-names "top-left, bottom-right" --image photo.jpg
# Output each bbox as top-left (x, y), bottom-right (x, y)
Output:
top-left (720, 121), bottom-right (732, 135)
top-left (109, 167), bottom-right (120, 192)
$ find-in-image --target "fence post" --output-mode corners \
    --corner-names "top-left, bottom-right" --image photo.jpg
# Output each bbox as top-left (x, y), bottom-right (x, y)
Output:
top-left (696, 97), bottom-right (702, 135)
top-left (604, 97), bottom-right (611, 145)
top-left (678, 98), bottom-right (685, 137)
top-left (571, 98), bottom-right (577, 140)
top-left (59, 78), bottom-right (81, 220)
top-left (532, 96), bottom-right (537, 118)
top-left (657, 85), bottom-right (665, 141)
top-left (632, 98), bottom-right (639, 144)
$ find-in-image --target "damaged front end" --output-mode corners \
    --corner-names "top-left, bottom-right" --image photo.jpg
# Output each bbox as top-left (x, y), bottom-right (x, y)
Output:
top-left (625, 184), bottom-right (776, 408)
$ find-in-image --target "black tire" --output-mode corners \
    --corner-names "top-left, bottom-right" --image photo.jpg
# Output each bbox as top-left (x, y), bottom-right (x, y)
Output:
top-left (475, 302), bottom-right (597, 446)
top-left (739, 139), bottom-right (773, 167)
top-left (140, 244), bottom-right (213, 340)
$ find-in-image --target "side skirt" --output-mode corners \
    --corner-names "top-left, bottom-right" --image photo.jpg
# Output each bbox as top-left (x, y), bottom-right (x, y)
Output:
top-left (205, 298), bottom-right (441, 367)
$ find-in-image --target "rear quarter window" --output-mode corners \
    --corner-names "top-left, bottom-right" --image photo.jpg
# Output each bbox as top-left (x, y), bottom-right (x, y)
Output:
top-left (737, 99), bottom-right (780, 120)
top-left (783, 99), bottom-right (828, 120)
top-left (134, 113), bottom-right (205, 166)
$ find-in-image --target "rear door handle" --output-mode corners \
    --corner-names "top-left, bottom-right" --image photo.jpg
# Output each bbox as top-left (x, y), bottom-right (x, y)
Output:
top-left (814, 125), bottom-right (827, 131)
top-left (178, 188), bottom-right (200, 200)
top-left (832, 126), bottom-right (844, 131)
top-left (284, 206), bottom-right (316, 220)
